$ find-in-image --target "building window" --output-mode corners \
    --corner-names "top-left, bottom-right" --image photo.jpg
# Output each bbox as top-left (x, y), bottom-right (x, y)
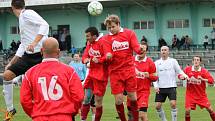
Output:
top-left (100, 23), bottom-right (106, 30)
top-left (167, 19), bottom-right (189, 28)
top-left (212, 18), bottom-right (215, 25)
top-left (133, 22), bottom-right (140, 29)
top-left (133, 20), bottom-right (154, 30)
top-left (148, 21), bottom-right (154, 29)
top-left (168, 20), bottom-right (174, 28)
top-left (141, 21), bottom-right (147, 29)
top-left (203, 18), bottom-right (211, 27)
top-left (10, 26), bottom-right (19, 34)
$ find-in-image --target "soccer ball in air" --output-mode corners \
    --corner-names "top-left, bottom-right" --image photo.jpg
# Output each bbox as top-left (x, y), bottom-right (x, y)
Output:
top-left (88, 1), bottom-right (103, 16)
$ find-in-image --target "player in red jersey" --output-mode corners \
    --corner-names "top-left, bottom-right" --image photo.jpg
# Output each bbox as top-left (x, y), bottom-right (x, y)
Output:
top-left (103, 14), bottom-right (144, 121)
top-left (180, 56), bottom-right (215, 121)
top-left (129, 43), bottom-right (158, 121)
top-left (20, 37), bottom-right (84, 121)
top-left (81, 27), bottom-right (108, 121)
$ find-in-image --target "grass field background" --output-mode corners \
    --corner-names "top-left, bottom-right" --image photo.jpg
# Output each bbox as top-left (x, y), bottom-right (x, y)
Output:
top-left (1, 86), bottom-right (215, 121)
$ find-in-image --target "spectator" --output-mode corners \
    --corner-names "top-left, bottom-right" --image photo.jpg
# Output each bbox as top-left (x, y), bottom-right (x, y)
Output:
top-left (16, 40), bottom-right (21, 50)
top-left (211, 26), bottom-right (215, 50)
top-left (172, 34), bottom-right (180, 49)
top-left (184, 35), bottom-right (192, 50)
top-left (0, 40), bottom-right (3, 52)
top-left (10, 40), bottom-right (16, 51)
top-left (203, 35), bottom-right (209, 50)
top-left (70, 45), bottom-right (77, 57)
top-left (180, 36), bottom-right (186, 49)
top-left (158, 37), bottom-right (167, 51)
top-left (141, 36), bottom-right (148, 44)
top-left (66, 30), bottom-right (72, 52)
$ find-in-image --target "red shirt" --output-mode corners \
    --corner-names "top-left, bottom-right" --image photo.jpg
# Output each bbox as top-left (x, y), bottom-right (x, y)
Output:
top-left (103, 28), bottom-right (142, 74)
top-left (82, 36), bottom-right (107, 81)
top-left (134, 56), bottom-right (158, 93)
top-left (184, 66), bottom-right (214, 99)
top-left (20, 59), bottom-right (84, 118)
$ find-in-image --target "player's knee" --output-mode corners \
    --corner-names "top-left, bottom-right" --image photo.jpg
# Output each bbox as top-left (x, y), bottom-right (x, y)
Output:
top-left (83, 95), bottom-right (91, 104)
top-left (3, 70), bottom-right (16, 81)
top-left (185, 110), bottom-right (190, 117)
top-left (127, 92), bottom-right (137, 101)
top-left (155, 103), bottom-right (162, 110)
top-left (115, 97), bottom-right (123, 105)
top-left (95, 96), bottom-right (103, 107)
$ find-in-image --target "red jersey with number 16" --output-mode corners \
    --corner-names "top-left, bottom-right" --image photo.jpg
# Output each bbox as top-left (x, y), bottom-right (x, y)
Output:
top-left (20, 59), bottom-right (84, 118)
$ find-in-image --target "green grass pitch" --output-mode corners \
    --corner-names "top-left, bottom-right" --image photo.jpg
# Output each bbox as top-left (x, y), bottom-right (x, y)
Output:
top-left (0, 86), bottom-right (215, 121)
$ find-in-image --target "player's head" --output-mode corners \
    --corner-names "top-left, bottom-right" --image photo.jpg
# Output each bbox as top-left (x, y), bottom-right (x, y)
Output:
top-left (139, 43), bottom-right (148, 58)
top-left (11, 0), bottom-right (25, 16)
top-left (73, 53), bottom-right (81, 62)
top-left (85, 27), bottom-right (99, 43)
top-left (192, 56), bottom-right (201, 67)
top-left (104, 14), bottom-right (121, 35)
top-left (41, 37), bottom-right (60, 58)
top-left (160, 46), bottom-right (169, 59)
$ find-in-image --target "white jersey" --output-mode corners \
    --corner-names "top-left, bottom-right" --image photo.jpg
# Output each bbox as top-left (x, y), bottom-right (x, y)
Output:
top-left (153, 57), bottom-right (186, 88)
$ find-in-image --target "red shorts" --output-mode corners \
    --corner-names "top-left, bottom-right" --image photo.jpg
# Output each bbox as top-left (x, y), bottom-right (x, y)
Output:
top-left (84, 76), bottom-right (108, 96)
top-left (110, 71), bottom-right (137, 94)
top-left (127, 92), bottom-right (150, 108)
top-left (33, 114), bottom-right (72, 121)
top-left (185, 95), bottom-right (211, 110)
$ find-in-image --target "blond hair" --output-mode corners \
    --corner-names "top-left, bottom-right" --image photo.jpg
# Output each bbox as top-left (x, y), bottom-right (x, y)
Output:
top-left (104, 14), bottom-right (120, 26)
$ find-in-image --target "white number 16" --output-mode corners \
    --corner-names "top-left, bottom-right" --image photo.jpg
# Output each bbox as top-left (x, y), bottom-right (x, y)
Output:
top-left (38, 76), bottom-right (63, 100)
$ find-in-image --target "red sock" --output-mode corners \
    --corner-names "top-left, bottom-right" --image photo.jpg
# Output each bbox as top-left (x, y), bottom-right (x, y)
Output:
top-left (185, 116), bottom-right (190, 121)
top-left (95, 106), bottom-right (103, 121)
top-left (130, 101), bottom-right (139, 121)
top-left (210, 112), bottom-right (215, 121)
top-left (81, 104), bottom-right (90, 120)
top-left (115, 104), bottom-right (127, 121)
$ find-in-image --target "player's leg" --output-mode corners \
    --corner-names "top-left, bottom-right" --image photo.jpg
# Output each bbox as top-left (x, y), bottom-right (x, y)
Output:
top-left (114, 93), bottom-right (127, 121)
top-left (3, 70), bottom-right (16, 121)
top-left (170, 100), bottom-right (177, 121)
top-left (169, 88), bottom-right (177, 121)
top-left (94, 95), bottom-right (103, 121)
top-left (81, 88), bottom-right (93, 121)
top-left (126, 76), bottom-right (138, 121)
top-left (139, 107), bottom-right (148, 121)
top-left (206, 106), bottom-right (215, 121)
top-left (155, 91), bottom-right (167, 121)
top-left (90, 95), bottom-right (96, 121)
top-left (110, 74), bottom-right (127, 121)
top-left (127, 92), bottom-right (138, 121)
top-left (185, 108), bottom-right (191, 121)
top-left (93, 79), bottom-right (107, 121)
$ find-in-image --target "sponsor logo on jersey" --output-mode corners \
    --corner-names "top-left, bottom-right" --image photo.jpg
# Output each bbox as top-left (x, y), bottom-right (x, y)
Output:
top-left (89, 47), bottom-right (101, 57)
top-left (112, 40), bottom-right (129, 51)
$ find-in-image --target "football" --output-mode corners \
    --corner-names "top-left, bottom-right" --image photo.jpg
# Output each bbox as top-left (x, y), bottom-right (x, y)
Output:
top-left (87, 1), bottom-right (103, 16)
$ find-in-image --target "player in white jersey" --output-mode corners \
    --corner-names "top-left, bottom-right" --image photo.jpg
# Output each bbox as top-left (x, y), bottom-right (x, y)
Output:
top-left (153, 46), bottom-right (187, 121)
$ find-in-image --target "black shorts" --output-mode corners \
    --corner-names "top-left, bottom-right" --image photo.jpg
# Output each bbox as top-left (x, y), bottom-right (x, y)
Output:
top-left (155, 87), bottom-right (177, 102)
top-left (8, 52), bottom-right (42, 76)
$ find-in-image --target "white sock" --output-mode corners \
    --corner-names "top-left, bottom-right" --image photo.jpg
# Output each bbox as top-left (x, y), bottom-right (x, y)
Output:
top-left (157, 108), bottom-right (167, 121)
top-left (92, 113), bottom-right (95, 121)
top-left (3, 80), bottom-right (14, 111)
top-left (171, 108), bottom-right (177, 121)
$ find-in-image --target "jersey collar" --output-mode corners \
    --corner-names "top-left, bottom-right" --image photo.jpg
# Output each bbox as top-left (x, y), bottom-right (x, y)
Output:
top-left (135, 55), bottom-right (147, 62)
top-left (42, 58), bottom-right (59, 62)
top-left (109, 27), bottom-right (123, 35)
top-left (191, 66), bottom-right (201, 72)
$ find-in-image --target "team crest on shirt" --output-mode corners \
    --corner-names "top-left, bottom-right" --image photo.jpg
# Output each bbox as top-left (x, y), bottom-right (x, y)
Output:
top-left (135, 68), bottom-right (145, 79)
top-left (89, 47), bottom-right (101, 57)
top-left (112, 40), bottom-right (129, 51)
